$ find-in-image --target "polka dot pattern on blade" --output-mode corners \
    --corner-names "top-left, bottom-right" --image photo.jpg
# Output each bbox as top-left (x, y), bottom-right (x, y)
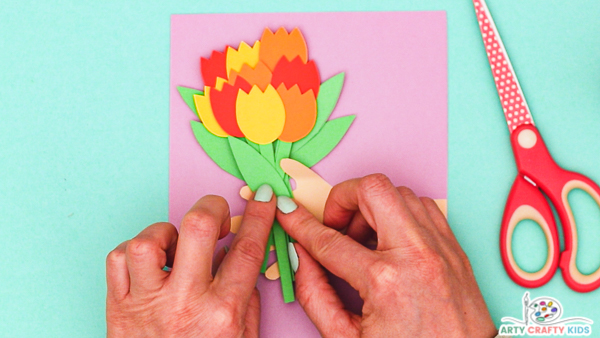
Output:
top-left (474, 0), bottom-right (535, 131)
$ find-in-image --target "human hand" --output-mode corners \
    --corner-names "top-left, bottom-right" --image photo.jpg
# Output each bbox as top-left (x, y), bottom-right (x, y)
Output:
top-left (276, 174), bottom-right (496, 337)
top-left (106, 185), bottom-right (276, 338)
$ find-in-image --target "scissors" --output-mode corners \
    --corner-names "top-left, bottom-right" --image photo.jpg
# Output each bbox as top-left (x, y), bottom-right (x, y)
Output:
top-left (472, 0), bottom-right (600, 292)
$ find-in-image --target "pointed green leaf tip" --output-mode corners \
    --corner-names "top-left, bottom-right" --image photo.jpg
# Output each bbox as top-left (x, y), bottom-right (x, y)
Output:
top-left (293, 72), bottom-right (345, 151)
top-left (178, 86), bottom-right (203, 114)
top-left (291, 115), bottom-right (355, 167)
top-left (190, 121), bottom-right (243, 180)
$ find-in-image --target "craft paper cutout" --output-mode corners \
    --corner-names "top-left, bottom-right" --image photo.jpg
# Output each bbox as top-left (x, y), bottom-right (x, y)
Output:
top-left (239, 159), bottom-right (447, 280)
top-left (178, 27), bottom-right (355, 303)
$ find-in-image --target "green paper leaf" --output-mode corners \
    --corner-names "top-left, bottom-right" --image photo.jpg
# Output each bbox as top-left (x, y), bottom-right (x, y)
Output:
top-left (228, 137), bottom-right (290, 196)
top-left (290, 115), bottom-right (355, 168)
top-left (178, 86), bottom-right (203, 114)
top-left (292, 72), bottom-right (345, 152)
top-left (190, 121), bottom-right (243, 180)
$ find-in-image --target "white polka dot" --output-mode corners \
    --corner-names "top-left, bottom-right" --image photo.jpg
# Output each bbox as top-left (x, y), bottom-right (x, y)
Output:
top-left (520, 116), bottom-right (524, 121)
top-left (513, 118), bottom-right (518, 123)
top-left (508, 113), bottom-right (513, 118)
top-left (509, 106), bottom-right (513, 111)
top-left (515, 104), bottom-right (520, 108)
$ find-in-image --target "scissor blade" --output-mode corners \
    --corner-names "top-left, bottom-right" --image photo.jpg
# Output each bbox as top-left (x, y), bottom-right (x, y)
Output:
top-left (473, 0), bottom-right (535, 132)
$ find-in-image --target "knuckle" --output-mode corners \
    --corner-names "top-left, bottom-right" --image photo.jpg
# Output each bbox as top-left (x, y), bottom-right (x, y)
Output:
top-left (367, 261), bottom-right (401, 291)
top-left (287, 209), bottom-right (316, 235)
top-left (359, 174), bottom-right (395, 196)
top-left (233, 237), bottom-right (267, 266)
top-left (181, 209), bottom-right (219, 239)
top-left (127, 237), bottom-right (157, 259)
top-left (397, 186), bottom-right (416, 198)
top-left (243, 205), bottom-right (272, 225)
top-left (311, 228), bottom-right (344, 259)
top-left (106, 247), bottom-right (126, 266)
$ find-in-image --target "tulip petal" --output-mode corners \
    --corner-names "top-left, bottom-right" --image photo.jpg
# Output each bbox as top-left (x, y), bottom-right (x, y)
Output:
top-left (276, 84), bottom-right (317, 143)
top-left (193, 87), bottom-right (229, 137)
top-left (201, 50), bottom-right (227, 88)
top-left (236, 85), bottom-right (285, 144)
top-left (259, 27), bottom-right (308, 71)
top-left (229, 61), bottom-right (272, 92)
top-left (271, 56), bottom-right (320, 97)
top-left (211, 77), bottom-right (252, 137)
top-left (226, 41), bottom-right (260, 77)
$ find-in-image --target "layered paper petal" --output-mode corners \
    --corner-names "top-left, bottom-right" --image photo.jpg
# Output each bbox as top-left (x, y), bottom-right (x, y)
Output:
top-left (271, 56), bottom-right (320, 97)
top-left (229, 61), bottom-right (272, 92)
top-left (210, 77), bottom-right (252, 137)
top-left (259, 27), bottom-right (308, 71)
top-left (226, 41), bottom-right (260, 77)
top-left (276, 84), bottom-right (317, 143)
top-left (193, 87), bottom-right (229, 137)
top-left (236, 85), bottom-right (285, 144)
top-left (200, 50), bottom-right (227, 88)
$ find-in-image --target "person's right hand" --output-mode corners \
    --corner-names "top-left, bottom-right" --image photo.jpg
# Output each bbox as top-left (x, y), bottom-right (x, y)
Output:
top-left (276, 174), bottom-right (497, 337)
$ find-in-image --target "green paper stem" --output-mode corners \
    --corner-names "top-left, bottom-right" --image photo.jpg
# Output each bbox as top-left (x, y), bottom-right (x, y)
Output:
top-left (273, 221), bottom-right (295, 303)
top-left (275, 141), bottom-right (293, 194)
top-left (260, 143), bottom-right (275, 165)
top-left (228, 137), bottom-right (289, 196)
top-left (177, 86), bottom-right (203, 114)
top-left (246, 139), bottom-right (260, 152)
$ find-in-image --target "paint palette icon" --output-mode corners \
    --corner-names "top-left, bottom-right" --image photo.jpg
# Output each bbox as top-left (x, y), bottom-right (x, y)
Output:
top-left (529, 297), bottom-right (562, 324)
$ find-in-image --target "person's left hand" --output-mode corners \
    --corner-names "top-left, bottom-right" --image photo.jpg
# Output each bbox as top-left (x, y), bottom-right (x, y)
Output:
top-left (106, 185), bottom-right (276, 338)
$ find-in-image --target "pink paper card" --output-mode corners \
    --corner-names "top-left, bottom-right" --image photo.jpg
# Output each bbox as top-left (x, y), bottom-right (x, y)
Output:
top-left (170, 11), bottom-right (447, 337)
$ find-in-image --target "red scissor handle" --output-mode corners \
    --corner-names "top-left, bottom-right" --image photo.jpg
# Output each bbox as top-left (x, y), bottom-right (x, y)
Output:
top-left (506, 124), bottom-right (600, 292)
top-left (501, 175), bottom-right (560, 288)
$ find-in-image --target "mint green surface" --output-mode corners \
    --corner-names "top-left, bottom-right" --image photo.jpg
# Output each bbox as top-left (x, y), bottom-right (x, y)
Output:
top-left (2, 1), bottom-right (600, 336)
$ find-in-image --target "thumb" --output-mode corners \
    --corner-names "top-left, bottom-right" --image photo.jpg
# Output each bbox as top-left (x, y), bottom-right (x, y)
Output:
top-left (294, 244), bottom-right (361, 337)
top-left (280, 159), bottom-right (332, 222)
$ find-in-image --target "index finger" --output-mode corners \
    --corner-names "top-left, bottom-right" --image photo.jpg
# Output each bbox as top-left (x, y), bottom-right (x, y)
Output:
top-left (277, 201), bottom-right (376, 294)
top-left (213, 184), bottom-right (276, 301)
top-left (323, 174), bottom-right (421, 250)
top-left (170, 195), bottom-right (231, 291)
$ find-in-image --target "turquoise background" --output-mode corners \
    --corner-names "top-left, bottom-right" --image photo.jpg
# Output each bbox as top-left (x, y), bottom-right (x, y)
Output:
top-left (1, 0), bottom-right (599, 336)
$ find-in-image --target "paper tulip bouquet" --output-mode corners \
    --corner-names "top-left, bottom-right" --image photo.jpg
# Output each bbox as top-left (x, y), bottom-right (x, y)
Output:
top-left (177, 27), bottom-right (355, 303)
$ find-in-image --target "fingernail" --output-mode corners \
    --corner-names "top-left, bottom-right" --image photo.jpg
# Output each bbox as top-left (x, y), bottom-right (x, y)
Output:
top-left (223, 245), bottom-right (229, 253)
top-left (277, 196), bottom-right (297, 214)
top-left (288, 242), bottom-right (299, 273)
top-left (254, 184), bottom-right (273, 202)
